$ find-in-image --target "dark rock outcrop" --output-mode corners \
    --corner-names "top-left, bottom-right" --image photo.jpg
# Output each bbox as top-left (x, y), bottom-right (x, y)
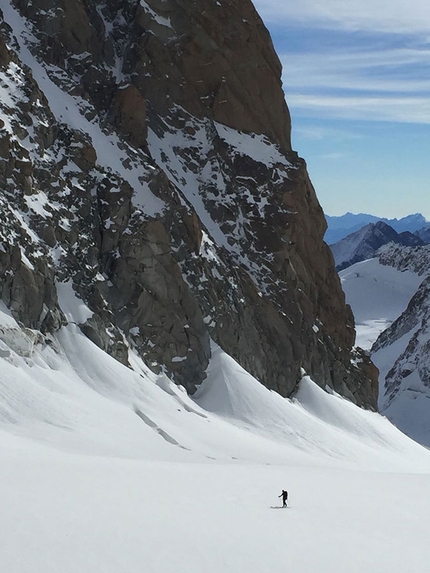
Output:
top-left (0, 0), bottom-right (378, 408)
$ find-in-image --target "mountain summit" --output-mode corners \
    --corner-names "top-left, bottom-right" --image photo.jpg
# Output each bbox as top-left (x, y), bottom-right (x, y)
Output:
top-left (0, 0), bottom-right (377, 408)
top-left (331, 221), bottom-right (425, 271)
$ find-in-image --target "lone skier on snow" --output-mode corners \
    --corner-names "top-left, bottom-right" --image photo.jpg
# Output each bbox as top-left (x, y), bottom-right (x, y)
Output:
top-left (279, 490), bottom-right (288, 508)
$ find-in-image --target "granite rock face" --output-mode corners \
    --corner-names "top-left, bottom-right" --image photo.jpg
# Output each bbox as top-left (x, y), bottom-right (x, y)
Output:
top-left (0, 0), bottom-right (378, 408)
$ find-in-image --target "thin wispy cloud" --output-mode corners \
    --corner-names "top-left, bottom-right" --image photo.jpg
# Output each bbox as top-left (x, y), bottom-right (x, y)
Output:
top-left (281, 49), bottom-right (430, 94)
top-left (254, 0), bottom-right (430, 35)
top-left (280, 45), bottom-right (430, 123)
top-left (319, 152), bottom-right (348, 160)
top-left (283, 63), bottom-right (430, 123)
top-left (253, 0), bottom-right (430, 123)
top-left (288, 94), bottom-right (430, 124)
top-left (293, 125), bottom-right (362, 141)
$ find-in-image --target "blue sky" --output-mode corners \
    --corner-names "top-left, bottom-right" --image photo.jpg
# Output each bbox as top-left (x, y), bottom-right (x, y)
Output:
top-left (253, 0), bottom-right (430, 220)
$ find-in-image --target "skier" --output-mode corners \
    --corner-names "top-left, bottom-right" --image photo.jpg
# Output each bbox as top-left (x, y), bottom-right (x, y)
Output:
top-left (278, 489), bottom-right (288, 507)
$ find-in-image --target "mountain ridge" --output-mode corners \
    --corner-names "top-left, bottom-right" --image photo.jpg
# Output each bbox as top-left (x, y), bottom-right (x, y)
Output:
top-left (325, 212), bottom-right (429, 245)
top-left (331, 221), bottom-right (425, 271)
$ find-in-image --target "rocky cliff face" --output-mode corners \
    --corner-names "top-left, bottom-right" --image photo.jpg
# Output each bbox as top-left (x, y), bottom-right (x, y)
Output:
top-left (0, 0), bottom-right (377, 408)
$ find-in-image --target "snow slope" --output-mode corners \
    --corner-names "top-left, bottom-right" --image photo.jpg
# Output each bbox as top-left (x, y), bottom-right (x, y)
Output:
top-left (339, 254), bottom-right (430, 447)
top-left (2, 297), bottom-right (430, 572)
top-left (371, 274), bottom-right (430, 446)
top-left (339, 258), bottom-right (423, 350)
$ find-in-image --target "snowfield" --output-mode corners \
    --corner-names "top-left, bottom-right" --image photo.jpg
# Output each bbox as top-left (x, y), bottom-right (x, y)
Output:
top-left (2, 300), bottom-right (430, 572)
top-left (339, 258), bottom-right (423, 350)
top-left (340, 256), bottom-right (430, 447)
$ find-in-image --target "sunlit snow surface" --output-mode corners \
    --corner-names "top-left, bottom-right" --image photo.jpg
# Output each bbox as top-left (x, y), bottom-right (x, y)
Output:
top-left (340, 257), bottom-right (430, 447)
top-left (2, 300), bottom-right (430, 572)
top-left (339, 258), bottom-right (422, 350)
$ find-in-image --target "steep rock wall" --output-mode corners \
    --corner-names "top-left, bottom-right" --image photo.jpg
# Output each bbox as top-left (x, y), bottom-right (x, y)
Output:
top-left (0, 0), bottom-right (378, 408)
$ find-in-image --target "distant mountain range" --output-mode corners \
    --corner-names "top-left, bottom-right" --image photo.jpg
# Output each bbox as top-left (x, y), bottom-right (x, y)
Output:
top-left (325, 213), bottom-right (430, 245)
top-left (331, 221), bottom-right (426, 271)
